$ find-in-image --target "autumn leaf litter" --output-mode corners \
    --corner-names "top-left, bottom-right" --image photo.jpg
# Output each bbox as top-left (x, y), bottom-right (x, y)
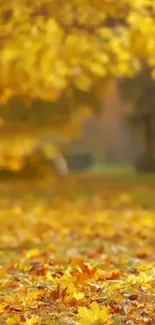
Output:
top-left (0, 185), bottom-right (155, 325)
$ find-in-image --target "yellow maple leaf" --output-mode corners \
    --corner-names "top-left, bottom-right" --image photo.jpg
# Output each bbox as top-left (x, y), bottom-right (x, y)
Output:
top-left (25, 316), bottom-right (39, 325)
top-left (67, 283), bottom-right (77, 294)
top-left (78, 301), bottom-right (113, 325)
top-left (66, 283), bottom-right (85, 300)
top-left (0, 266), bottom-right (7, 278)
top-left (25, 248), bottom-right (40, 259)
top-left (0, 302), bottom-right (6, 314)
top-left (6, 316), bottom-right (21, 325)
top-left (73, 291), bottom-right (85, 301)
top-left (127, 272), bottom-right (153, 289)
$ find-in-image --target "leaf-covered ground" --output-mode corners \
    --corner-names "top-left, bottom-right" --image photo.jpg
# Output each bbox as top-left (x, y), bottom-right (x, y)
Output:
top-left (0, 175), bottom-right (155, 325)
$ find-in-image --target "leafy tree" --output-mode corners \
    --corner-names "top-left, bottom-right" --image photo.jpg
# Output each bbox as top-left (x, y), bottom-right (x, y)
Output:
top-left (0, 0), bottom-right (155, 103)
top-left (1, 1), bottom-right (155, 174)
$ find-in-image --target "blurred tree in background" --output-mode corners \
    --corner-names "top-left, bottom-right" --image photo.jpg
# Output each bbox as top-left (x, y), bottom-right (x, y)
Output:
top-left (0, 87), bottom-right (101, 176)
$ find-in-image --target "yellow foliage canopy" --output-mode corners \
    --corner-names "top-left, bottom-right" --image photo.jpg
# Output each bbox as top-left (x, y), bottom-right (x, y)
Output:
top-left (0, 0), bottom-right (155, 102)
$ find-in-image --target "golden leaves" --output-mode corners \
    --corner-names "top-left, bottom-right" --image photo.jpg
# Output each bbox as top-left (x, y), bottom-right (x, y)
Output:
top-left (5, 316), bottom-right (39, 325)
top-left (0, 135), bottom-right (155, 324)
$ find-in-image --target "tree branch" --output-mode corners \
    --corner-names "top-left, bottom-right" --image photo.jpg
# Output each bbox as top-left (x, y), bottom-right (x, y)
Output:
top-left (59, 17), bottom-right (128, 34)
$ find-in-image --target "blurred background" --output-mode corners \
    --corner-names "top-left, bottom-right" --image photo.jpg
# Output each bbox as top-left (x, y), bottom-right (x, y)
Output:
top-left (0, 67), bottom-right (155, 179)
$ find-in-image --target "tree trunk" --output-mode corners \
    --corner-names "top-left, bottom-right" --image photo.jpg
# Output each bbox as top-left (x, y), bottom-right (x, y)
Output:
top-left (135, 116), bottom-right (155, 172)
top-left (144, 116), bottom-right (154, 156)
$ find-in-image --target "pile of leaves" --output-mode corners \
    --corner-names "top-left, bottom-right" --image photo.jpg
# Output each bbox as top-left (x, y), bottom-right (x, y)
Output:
top-left (0, 177), bottom-right (155, 325)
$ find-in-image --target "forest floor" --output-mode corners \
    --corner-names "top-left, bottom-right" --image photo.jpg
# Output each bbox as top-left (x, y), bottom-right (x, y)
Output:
top-left (0, 173), bottom-right (155, 325)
